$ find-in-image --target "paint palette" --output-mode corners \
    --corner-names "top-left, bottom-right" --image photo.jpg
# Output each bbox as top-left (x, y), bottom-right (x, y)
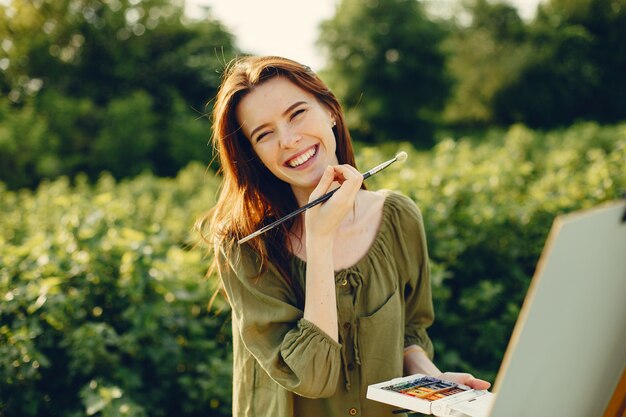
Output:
top-left (367, 374), bottom-right (494, 417)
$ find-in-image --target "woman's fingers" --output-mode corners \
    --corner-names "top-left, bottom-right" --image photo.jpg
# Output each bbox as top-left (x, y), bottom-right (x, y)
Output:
top-left (328, 165), bottom-right (362, 205)
top-left (436, 372), bottom-right (491, 390)
top-left (468, 378), bottom-right (491, 390)
top-left (305, 164), bottom-right (363, 238)
top-left (309, 164), bottom-right (362, 204)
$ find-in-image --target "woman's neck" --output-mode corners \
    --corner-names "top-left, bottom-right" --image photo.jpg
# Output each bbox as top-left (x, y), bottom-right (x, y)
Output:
top-left (287, 190), bottom-right (386, 269)
top-left (292, 186), bottom-right (315, 208)
top-left (289, 189), bottom-right (361, 243)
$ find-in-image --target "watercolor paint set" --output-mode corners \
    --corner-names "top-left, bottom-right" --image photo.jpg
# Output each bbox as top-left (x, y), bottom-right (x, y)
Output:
top-left (367, 374), bottom-right (494, 417)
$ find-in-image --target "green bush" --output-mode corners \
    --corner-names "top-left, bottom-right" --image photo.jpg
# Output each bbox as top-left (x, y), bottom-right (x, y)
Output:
top-left (0, 99), bottom-right (61, 190)
top-left (1, 122), bottom-right (624, 415)
top-left (0, 164), bottom-right (231, 417)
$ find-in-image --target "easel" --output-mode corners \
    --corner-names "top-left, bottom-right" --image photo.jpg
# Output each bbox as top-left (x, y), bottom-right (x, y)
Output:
top-left (603, 367), bottom-right (626, 417)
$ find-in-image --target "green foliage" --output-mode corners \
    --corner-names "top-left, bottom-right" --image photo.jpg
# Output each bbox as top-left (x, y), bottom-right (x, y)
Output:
top-left (92, 91), bottom-right (157, 177)
top-left (0, 98), bottom-right (61, 189)
top-left (0, 0), bottom-right (237, 189)
top-left (2, 122), bottom-right (624, 415)
top-left (495, 0), bottom-right (626, 127)
top-left (318, 0), bottom-right (450, 147)
top-left (443, 0), bottom-right (532, 126)
top-left (443, 0), bottom-right (626, 129)
top-left (0, 164), bottom-right (232, 417)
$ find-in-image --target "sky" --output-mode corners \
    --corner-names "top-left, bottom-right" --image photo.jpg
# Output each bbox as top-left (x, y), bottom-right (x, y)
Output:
top-left (185, 0), bottom-right (544, 72)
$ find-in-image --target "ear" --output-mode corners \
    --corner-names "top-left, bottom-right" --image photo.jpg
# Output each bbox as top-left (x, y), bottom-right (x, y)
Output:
top-left (329, 112), bottom-right (336, 127)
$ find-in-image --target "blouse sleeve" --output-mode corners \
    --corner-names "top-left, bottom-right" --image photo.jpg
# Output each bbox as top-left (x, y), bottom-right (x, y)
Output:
top-left (216, 243), bottom-right (342, 398)
top-left (393, 193), bottom-right (435, 359)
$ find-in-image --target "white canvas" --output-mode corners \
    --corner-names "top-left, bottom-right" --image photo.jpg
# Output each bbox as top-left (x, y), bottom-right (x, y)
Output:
top-left (490, 200), bottom-right (626, 417)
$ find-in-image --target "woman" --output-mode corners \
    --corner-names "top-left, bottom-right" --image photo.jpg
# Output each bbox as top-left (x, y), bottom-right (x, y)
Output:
top-left (199, 56), bottom-right (489, 417)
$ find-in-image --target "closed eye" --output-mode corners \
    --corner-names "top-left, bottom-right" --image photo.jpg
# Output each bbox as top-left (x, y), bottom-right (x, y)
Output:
top-left (255, 131), bottom-right (271, 142)
top-left (290, 108), bottom-right (306, 121)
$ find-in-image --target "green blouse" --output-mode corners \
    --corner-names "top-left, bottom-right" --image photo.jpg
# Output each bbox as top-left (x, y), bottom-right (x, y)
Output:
top-left (217, 190), bottom-right (435, 417)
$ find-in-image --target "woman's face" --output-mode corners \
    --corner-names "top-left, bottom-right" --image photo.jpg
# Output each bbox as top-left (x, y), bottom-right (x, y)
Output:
top-left (236, 76), bottom-right (338, 201)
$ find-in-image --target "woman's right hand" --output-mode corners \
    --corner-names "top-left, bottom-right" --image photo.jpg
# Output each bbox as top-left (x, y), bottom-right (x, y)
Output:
top-left (304, 164), bottom-right (363, 240)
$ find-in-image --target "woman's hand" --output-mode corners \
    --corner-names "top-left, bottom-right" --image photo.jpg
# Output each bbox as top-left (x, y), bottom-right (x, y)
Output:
top-left (305, 164), bottom-right (362, 240)
top-left (301, 164), bottom-right (361, 343)
top-left (402, 345), bottom-right (491, 391)
top-left (436, 372), bottom-right (491, 390)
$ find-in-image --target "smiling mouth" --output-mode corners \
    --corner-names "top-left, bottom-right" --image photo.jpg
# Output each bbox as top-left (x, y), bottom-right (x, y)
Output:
top-left (287, 145), bottom-right (318, 168)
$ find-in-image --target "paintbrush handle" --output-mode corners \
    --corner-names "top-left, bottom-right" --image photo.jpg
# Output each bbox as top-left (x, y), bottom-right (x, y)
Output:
top-left (237, 152), bottom-right (406, 244)
top-left (238, 187), bottom-right (340, 244)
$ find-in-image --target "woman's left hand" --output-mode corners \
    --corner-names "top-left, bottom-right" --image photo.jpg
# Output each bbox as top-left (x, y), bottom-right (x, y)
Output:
top-left (436, 372), bottom-right (491, 390)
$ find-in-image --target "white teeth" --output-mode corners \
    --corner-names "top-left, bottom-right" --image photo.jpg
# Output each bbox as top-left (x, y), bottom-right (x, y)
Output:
top-left (288, 147), bottom-right (316, 167)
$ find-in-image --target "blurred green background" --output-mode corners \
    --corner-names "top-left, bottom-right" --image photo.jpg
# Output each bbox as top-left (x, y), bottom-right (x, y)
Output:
top-left (1, 0), bottom-right (625, 416)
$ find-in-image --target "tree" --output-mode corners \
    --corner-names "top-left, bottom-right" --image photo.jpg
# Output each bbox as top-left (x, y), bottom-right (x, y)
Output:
top-left (496, 0), bottom-right (626, 127)
top-left (442, 0), bottom-right (532, 127)
top-left (443, 0), bottom-right (626, 129)
top-left (0, 0), bottom-right (238, 188)
top-left (0, 97), bottom-right (58, 189)
top-left (318, 0), bottom-right (450, 147)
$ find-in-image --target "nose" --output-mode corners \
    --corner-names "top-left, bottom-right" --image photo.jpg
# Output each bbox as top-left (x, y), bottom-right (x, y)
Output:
top-left (278, 127), bottom-right (301, 149)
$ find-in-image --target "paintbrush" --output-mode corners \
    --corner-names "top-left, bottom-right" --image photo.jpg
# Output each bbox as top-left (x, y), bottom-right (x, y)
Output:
top-left (238, 151), bottom-right (408, 244)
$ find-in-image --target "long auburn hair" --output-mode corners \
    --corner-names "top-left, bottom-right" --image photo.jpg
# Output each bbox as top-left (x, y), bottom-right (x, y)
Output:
top-left (198, 55), bottom-right (360, 280)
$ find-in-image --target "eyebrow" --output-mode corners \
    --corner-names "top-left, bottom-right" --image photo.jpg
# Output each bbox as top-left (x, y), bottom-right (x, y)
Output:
top-left (249, 100), bottom-right (308, 140)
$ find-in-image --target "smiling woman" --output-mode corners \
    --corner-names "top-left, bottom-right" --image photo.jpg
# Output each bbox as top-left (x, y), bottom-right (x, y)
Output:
top-left (235, 77), bottom-right (339, 205)
top-left (196, 55), bottom-right (489, 417)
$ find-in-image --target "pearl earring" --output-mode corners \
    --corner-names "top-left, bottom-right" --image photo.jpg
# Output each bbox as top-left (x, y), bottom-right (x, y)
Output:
top-left (332, 120), bottom-right (336, 127)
